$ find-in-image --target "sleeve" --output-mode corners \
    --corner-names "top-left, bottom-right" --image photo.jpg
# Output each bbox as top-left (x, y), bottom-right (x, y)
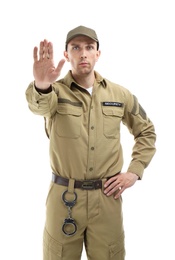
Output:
top-left (25, 81), bottom-right (58, 117)
top-left (123, 94), bottom-right (157, 179)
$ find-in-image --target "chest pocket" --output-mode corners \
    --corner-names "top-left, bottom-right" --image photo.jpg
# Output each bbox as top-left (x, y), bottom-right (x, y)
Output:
top-left (102, 106), bottom-right (124, 139)
top-left (55, 104), bottom-right (82, 138)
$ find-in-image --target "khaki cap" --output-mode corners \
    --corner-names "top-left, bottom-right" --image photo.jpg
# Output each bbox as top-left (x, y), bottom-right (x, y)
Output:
top-left (65, 25), bottom-right (99, 49)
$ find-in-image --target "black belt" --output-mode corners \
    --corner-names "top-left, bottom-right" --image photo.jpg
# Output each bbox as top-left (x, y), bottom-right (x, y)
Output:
top-left (52, 173), bottom-right (102, 190)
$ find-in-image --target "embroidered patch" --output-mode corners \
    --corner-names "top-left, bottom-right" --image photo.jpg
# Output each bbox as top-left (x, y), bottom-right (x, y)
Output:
top-left (102, 102), bottom-right (123, 107)
top-left (139, 104), bottom-right (146, 119)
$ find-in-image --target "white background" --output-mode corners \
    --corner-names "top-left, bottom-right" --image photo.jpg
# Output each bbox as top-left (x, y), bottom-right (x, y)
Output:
top-left (0, 0), bottom-right (174, 259)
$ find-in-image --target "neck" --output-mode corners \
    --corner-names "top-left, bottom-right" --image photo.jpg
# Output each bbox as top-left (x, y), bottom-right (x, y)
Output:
top-left (71, 71), bottom-right (95, 88)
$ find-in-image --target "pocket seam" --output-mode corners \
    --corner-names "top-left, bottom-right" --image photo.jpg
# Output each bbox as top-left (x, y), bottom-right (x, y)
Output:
top-left (109, 232), bottom-right (125, 257)
top-left (43, 228), bottom-right (63, 257)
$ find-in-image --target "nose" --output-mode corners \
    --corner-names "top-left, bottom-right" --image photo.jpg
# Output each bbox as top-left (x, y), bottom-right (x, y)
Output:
top-left (80, 49), bottom-right (87, 59)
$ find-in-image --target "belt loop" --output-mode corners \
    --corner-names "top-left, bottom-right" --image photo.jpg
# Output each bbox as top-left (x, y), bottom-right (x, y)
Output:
top-left (68, 179), bottom-right (75, 193)
top-left (102, 178), bottom-right (107, 193)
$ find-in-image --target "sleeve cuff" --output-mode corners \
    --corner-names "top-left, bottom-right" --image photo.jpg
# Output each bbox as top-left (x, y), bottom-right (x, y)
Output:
top-left (127, 161), bottom-right (145, 180)
top-left (34, 84), bottom-right (52, 94)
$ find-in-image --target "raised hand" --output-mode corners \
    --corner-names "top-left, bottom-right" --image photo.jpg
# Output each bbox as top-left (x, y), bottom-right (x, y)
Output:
top-left (33, 39), bottom-right (65, 89)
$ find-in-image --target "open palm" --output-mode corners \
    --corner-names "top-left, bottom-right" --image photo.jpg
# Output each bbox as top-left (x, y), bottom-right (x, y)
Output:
top-left (33, 39), bottom-right (65, 88)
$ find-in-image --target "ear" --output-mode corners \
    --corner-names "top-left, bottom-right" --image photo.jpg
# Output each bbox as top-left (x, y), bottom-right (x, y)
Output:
top-left (64, 51), bottom-right (69, 61)
top-left (95, 50), bottom-right (101, 62)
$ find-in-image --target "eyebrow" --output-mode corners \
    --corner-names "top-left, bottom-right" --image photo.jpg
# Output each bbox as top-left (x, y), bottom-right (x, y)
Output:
top-left (67, 41), bottom-right (98, 51)
top-left (70, 41), bottom-right (96, 46)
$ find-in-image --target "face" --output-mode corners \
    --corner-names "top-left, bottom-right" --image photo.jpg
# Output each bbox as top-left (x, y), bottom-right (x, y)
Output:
top-left (64, 36), bottom-right (101, 76)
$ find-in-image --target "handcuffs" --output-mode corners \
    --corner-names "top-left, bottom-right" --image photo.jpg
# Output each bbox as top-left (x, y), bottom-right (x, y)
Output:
top-left (62, 190), bottom-right (77, 236)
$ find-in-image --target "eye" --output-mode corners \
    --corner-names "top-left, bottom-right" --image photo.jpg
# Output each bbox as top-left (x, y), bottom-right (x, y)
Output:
top-left (87, 45), bottom-right (94, 50)
top-left (72, 46), bottom-right (79, 50)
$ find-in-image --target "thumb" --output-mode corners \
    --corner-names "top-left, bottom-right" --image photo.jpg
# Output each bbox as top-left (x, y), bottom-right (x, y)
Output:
top-left (55, 59), bottom-right (66, 74)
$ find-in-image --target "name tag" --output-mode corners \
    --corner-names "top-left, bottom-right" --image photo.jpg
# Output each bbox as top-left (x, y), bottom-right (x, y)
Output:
top-left (102, 102), bottom-right (123, 107)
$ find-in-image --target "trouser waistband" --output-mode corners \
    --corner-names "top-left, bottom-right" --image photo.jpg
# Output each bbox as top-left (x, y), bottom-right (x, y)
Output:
top-left (52, 172), bottom-right (102, 190)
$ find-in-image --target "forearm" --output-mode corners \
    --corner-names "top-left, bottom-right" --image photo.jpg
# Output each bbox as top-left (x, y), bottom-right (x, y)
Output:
top-left (127, 123), bottom-right (156, 179)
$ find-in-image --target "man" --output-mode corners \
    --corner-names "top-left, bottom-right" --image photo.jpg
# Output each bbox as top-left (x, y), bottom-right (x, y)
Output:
top-left (25, 25), bottom-right (156, 260)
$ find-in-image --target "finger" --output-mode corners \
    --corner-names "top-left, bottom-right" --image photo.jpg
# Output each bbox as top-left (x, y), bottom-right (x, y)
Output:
top-left (114, 187), bottom-right (125, 199)
top-left (33, 46), bottom-right (38, 62)
top-left (39, 41), bottom-right (44, 60)
top-left (55, 59), bottom-right (66, 74)
top-left (104, 183), bottom-right (121, 196)
top-left (104, 176), bottom-right (118, 188)
top-left (48, 42), bottom-right (53, 59)
top-left (104, 180), bottom-right (117, 193)
top-left (43, 39), bottom-right (50, 59)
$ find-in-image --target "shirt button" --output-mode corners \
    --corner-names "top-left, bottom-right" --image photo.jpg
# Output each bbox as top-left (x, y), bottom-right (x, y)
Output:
top-left (89, 167), bottom-right (93, 171)
top-left (91, 147), bottom-right (94, 150)
top-left (91, 126), bottom-right (94, 130)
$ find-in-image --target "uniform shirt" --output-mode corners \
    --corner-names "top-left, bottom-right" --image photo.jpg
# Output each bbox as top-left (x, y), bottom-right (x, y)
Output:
top-left (25, 71), bottom-right (156, 180)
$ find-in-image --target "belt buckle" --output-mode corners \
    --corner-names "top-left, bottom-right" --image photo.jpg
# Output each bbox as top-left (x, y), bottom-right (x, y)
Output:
top-left (81, 180), bottom-right (95, 190)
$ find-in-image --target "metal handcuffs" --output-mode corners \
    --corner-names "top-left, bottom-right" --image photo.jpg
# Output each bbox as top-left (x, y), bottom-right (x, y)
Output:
top-left (62, 190), bottom-right (77, 236)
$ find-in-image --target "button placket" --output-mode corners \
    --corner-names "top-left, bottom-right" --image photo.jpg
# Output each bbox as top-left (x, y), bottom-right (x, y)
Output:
top-left (87, 100), bottom-right (96, 175)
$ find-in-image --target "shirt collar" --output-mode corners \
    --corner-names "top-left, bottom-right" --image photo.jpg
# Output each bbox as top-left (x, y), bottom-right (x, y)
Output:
top-left (62, 70), bottom-right (107, 89)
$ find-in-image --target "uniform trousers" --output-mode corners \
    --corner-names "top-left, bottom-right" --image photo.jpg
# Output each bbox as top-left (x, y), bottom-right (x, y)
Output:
top-left (43, 178), bottom-right (125, 260)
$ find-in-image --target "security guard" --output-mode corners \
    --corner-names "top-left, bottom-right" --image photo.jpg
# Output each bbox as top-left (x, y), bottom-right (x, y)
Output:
top-left (25, 25), bottom-right (156, 260)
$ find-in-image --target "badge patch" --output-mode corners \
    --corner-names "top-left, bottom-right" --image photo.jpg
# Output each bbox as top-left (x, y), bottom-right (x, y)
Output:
top-left (102, 102), bottom-right (123, 107)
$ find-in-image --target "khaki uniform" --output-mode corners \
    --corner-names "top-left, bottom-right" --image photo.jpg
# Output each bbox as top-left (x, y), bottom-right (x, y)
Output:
top-left (26, 71), bottom-right (156, 260)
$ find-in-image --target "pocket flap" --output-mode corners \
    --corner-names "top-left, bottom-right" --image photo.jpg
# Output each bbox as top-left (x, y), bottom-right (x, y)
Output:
top-left (102, 107), bottom-right (123, 117)
top-left (57, 105), bottom-right (82, 116)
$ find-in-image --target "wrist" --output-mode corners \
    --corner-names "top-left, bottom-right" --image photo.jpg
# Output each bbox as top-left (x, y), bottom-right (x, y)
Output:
top-left (34, 83), bottom-right (52, 94)
top-left (34, 81), bottom-right (51, 90)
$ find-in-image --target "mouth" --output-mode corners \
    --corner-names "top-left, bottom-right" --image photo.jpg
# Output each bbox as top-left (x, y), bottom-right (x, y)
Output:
top-left (79, 62), bottom-right (89, 66)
